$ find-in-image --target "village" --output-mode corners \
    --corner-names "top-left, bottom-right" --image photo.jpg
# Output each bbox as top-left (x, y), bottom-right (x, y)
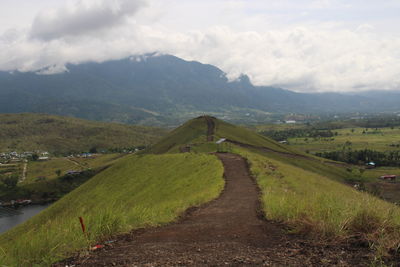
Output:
top-left (0, 151), bottom-right (50, 163)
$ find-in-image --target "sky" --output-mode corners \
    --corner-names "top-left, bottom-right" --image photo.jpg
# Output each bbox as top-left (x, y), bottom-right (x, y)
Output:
top-left (0, 0), bottom-right (400, 93)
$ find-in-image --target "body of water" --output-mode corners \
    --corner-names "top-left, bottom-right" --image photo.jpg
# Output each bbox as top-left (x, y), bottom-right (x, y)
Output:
top-left (0, 204), bottom-right (50, 234)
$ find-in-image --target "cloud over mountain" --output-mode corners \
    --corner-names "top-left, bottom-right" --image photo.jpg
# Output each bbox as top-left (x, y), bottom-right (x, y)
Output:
top-left (0, 0), bottom-right (399, 93)
top-left (30, 0), bottom-right (146, 40)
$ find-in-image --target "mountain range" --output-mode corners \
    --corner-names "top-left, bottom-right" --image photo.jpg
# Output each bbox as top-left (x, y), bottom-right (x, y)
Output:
top-left (1, 54), bottom-right (399, 125)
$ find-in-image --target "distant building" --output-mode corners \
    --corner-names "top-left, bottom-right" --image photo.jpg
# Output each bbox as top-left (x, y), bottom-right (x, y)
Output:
top-left (285, 120), bottom-right (296, 124)
top-left (366, 162), bottom-right (376, 169)
top-left (380, 175), bottom-right (396, 181)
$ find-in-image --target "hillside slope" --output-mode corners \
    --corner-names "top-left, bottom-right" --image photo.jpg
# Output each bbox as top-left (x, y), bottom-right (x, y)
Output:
top-left (1, 54), bottom-right (398, 125)
top-left (0, 113), bottom-right (167, 153)
top-left (0, 153), bottom-right (224, 266)
top-left (148, 116), bottom-right (400, 258)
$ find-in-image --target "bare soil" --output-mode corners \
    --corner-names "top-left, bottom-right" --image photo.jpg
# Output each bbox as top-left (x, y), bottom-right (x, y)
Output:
top-left (205, 116), bottom-right (215, 142)
top-left (367, 181), bottom-right (400, 203)
top-left (55, 153), bottom-right (372, 266)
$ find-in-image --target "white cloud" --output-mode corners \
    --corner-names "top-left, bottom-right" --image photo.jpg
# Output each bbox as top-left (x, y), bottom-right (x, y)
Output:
top-left (30, 0), bottom-right (146, 40)
top-left (0, 0), bottom-right (399, 93)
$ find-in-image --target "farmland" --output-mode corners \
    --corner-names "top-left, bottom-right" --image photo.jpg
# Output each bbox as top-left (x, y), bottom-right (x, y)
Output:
top-left (288, 127), bottom-right (400, 153)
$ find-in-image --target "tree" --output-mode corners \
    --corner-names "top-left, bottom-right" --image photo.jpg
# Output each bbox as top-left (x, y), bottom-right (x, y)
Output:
top-left (2, 175), bottom-right (18, 188)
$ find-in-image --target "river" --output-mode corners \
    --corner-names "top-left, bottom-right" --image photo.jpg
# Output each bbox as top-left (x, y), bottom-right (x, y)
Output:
top-left (0, 204), bottom-right (50, 234)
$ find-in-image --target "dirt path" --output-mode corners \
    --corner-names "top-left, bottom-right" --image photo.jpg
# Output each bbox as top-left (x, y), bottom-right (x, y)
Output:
top-left (56, 153), bottom-right (370, 266)
top-left (18, 160), bottom-right (27, 183)
top-left (205, 116), bottom-right (215, 142)
top-left (67, 158), bottom-right (85, 169)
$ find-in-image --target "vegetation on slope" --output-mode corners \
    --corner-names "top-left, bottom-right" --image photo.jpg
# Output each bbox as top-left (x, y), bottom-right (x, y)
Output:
top-left (0, 154), bottom-right (124, 202)
top-left (147, 116), bottom-right (294, 155)
top-left (0, 153), bottom-right (224, 266)
top-left (0, 113), bottom-right (167, 153)
top-left (213, 118), bottom-right (298, 154)
top-left (24, 154), bottom-right (122, 184)
top-left (3, 115), bottom-right (400, 265)
top-left (289, 127), bottom-right (400, 153)
top-left (235, 146), bottom-right (400, 260)
top-left (147, 117), bottom-right (208, 154)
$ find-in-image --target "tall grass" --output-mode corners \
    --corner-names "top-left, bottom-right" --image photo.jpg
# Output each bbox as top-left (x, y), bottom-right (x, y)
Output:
top-left (0, 153), bottom-right (224, 266)
top-left (235, 147), bottom-right (400, 258)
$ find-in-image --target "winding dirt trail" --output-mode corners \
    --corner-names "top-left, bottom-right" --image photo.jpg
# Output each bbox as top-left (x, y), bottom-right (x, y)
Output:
top-left (57, 153), bottom-right (370, 266)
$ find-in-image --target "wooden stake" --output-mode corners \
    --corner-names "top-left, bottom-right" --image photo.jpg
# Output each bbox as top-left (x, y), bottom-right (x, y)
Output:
top-left (79, 216), bottom-right (86, 234)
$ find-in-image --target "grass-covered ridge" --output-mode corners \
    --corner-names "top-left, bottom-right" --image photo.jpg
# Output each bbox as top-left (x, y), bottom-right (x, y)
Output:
top-left (0, 153), bottom-right (224, 266)
top-left (235, 146), bottom-right (400, 260)
top-left (213, 118), bottom-right (299, 154)
top-left (0, 113), bottom-right (167, 153)
top-left (147, 116), bottom-right (295, 154)
top-left (147, 117), bottom-right (207, 154)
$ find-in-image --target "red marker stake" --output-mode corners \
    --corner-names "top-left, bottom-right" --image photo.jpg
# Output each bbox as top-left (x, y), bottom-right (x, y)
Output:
top-left (79, 216), bottom-right (86, 234)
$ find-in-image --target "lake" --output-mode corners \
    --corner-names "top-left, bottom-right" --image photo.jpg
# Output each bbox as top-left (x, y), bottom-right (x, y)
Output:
top-left (0, 204), bottom-right (50, 234)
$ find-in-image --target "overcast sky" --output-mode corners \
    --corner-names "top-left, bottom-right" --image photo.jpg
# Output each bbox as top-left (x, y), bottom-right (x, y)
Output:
top-left (1, 0), bottom-right (399, 92)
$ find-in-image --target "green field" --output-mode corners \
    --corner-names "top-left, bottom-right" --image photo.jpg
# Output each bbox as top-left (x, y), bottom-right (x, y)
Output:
top-left (0, 113), bottom-right (167, 153)
top-left (286, 127), bottom-right (400, 153)
top-left (24, 154), bottom-right (123, 184)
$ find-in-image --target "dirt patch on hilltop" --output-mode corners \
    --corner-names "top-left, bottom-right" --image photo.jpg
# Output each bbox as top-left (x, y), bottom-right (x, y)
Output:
top-left (205, 116), bottom-right (215, 142)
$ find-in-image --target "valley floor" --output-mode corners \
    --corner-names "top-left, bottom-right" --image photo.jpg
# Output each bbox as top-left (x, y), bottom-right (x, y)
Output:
top-left (57, 153), bottom-right (371, 266)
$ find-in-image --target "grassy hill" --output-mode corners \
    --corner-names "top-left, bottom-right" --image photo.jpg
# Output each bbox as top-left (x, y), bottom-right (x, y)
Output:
top-left (150, 116), bottom-right (400, 261)
top-left (0, 113), bottom-right (167, 153)
top-left (0, 153), bottom-right (224, 266)
top-left (2, 116), bottom-right (400, 265)
top-left (148, 116), bottom-right (294, 154)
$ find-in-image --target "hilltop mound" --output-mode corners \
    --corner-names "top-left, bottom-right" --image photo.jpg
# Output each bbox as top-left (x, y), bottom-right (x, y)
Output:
top-left (0, 113), bottom-right (167, 153)
top-left (148, 115), bottom-right (293, 154)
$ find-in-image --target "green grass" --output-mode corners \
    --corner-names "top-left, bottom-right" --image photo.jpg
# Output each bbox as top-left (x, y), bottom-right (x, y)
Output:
top-left (4, 115), bottom-right (400, 265)
top-left (24, 158), bottom-right (78, 183)
top-left (0, 153), bottom-right (224, 266)
top-left (24, 153), bottom-right (124, 183)
top-left (235, 146), bottom-right (400, 259)
top-left (288, 127), bottom-right (400, 153)
top-left (214, 119), bottom-right (292, 153)
top-left (147, 117), bottom-right (208, 154)
top-left (364, 167), bottom-right (400, 181)
top-left (148, 116), bottom-right (294, 155)
top-left (0, 113), bottom-right (167, 154)
top-left (71, 154), bottom-right (123, 170)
